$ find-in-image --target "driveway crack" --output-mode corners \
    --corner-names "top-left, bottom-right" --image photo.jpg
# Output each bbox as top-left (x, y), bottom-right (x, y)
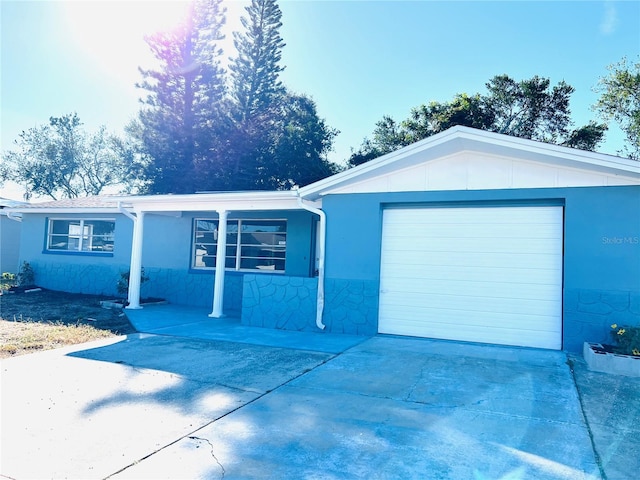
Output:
top-left (567, 355), bottom-right (606, 480)
top-left (188, 436), bottom-right (225, 478)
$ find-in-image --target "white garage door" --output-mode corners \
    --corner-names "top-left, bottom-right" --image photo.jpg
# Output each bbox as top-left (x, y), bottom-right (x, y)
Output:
top-left (378, 206), bottom-right (563, 349)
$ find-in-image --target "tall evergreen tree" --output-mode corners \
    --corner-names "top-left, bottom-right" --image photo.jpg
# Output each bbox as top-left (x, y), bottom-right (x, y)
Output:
top-left (221, 0), bottom-right (338, 190)
top-left (223, 0), bottom-right (286, 190)
top-left (136, 0), bottom-right (227, 194)
top-left (229, 0), bottom-right (285, 124)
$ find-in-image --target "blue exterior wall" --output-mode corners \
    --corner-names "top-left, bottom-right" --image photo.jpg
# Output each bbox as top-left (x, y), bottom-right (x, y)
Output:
top-left (17, 209), bottom-right (317, 317)
top-left (321, 185), bottom-right (640, 351)
top-left (18, 213), bottom-right (133, 296)
top-left (15, 186), bottom-right (639, 351)
top-left (1, 215), bottom-right (23, 274)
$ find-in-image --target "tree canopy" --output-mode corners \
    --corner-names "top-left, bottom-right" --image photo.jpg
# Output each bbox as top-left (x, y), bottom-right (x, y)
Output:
top-left (349, 75), bottom-right (607, 167)
top-left (133, 0), bottom-right (339, 194)
top-left (1, 113), bottom-right (140, 200)
top-left (135, 0), bottom-right (228, 194)
top-left (594, 56), bottom-right (640, 160)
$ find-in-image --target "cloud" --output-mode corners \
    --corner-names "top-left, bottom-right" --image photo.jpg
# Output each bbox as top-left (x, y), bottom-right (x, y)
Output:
top-left (600, 1), bottom-right (618, 35)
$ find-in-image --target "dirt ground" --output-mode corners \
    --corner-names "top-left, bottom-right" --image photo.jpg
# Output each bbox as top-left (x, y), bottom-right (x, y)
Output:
top-left (0, 289), bottom-right (136, 333)
top-left (0, 289), bottom-right (137, 358)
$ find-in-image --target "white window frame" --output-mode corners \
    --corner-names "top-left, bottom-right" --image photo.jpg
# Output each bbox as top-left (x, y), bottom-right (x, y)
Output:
top-left (46, 218), bottom-right (115, 253)
top-left (192, 218), bottom-right (287, 272)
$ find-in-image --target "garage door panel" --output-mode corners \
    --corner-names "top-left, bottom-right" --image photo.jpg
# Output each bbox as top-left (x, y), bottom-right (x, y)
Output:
top-left (381, 250), bottom-right (561, 270)
top-left (381, 278), bottom-right (560, 299)
top-left (384, 206), bottom-right (562, 224)
top-left (380, 291), bottom-right (561, 316)
top-left (383, 224), bottom-right (561, 240)
top-left (379, 206), bottom-right (563, 350)
top-left (381, 264), bottom-right (562, 284)
top-left (381, 313), bottom-right (559, 343)
top-left (380, 321), bottom-right (561, 350)
top-left (379, 309), bottom-right (562, 350)
top-left (382, 237), bottom-right (561, 255)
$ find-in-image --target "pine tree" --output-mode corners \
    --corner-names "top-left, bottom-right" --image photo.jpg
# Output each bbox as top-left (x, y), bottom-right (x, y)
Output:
top-left (229, 0), bottom-right (285, 124)
top-left (136, 0), bottom-right (227, 194)
top-left (221, 0), bottom-right (338, 190)
top-left (222, 0), bottom-right (286, 190)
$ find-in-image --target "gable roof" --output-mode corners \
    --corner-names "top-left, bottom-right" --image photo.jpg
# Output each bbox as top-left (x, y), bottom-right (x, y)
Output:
top-left (298, 126), bottom-right (640, 200)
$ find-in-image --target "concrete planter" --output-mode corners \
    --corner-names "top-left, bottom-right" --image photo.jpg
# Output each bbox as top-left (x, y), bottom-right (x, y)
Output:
top-left (100, 299), bottom-right (167, 310)
top-left (583, 342), bottom-right (640, 377)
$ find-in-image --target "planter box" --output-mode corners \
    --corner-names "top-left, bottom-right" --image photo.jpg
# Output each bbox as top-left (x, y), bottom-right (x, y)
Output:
top-left (100, 300), bottom-right (125, 310)
top-left (583, 342), bottom-right (640, 377)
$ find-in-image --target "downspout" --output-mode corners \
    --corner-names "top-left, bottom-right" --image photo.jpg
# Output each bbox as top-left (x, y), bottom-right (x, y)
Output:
top-left (295, 189), bottom-right (326, 330)
top-left (118, 202), bottom-right (136, 222)
top-left (5, 212), bottom-right (22, 222)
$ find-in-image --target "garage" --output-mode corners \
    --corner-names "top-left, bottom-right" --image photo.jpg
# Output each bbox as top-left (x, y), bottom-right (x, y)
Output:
top-left (378, 206), bottom-right (564, 349)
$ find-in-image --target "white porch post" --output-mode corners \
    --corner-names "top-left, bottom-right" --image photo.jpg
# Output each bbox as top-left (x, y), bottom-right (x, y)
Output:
top-left (209, 210), bottom-right (227, 318)
top-left (126, 211), bottom-right (145, 310)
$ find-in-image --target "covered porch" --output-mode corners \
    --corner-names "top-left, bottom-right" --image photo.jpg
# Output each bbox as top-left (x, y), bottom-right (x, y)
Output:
top-left (124, 303), bottom-right (364, 354)
top-left (116, 190), bottom-right (328, 331)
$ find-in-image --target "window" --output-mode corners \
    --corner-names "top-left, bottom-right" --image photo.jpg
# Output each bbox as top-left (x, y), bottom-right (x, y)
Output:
top-left (193, 219), bottom-right (286, 272)
top-left (47, 219), bottom-right (115, 253)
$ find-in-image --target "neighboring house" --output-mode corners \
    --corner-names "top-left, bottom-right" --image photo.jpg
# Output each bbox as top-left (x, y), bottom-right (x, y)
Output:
top-left (0, 197), bottom-right (27, 275)
top-left (6, 126), bottom-right (640, 352)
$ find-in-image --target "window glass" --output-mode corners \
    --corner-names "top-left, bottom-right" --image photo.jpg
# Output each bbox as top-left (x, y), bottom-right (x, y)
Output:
top-left (193, 218), bottom-right (286, 272)
top-left (47, 219), bottom-right (115, 253)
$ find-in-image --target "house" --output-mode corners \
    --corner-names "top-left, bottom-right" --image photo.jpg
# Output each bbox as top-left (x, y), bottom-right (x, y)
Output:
top-left (0, 197), bottom-right (27, 275)
top-left (6, 126), bottom-right (640, 351)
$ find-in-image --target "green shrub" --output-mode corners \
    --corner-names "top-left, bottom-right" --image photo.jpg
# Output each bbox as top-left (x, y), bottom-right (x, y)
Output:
top-left (17, 262), bottom-right (35, 286)
top-left (1, 272), bottom-right (17, 291)
top-left (116, 268), bottom-right (149, 297)
top-left (610, 324), bottom-right (640, 356)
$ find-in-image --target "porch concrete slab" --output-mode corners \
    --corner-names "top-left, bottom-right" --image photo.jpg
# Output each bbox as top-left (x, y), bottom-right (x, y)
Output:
top-left (113, 337), bottom-right (601, 480)
top-left (0, 334), bottom-right (333, 480)
top-left (125, 304), bottom-right (366, 354)
top-left (570, 355), bottom-right (640, 480)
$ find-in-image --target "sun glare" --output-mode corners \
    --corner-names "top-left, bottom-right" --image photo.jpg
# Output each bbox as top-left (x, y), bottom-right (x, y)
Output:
top-left (62, 1), bottom-right (191, 82)
top-left (62, 0), bottom-right (249, 82)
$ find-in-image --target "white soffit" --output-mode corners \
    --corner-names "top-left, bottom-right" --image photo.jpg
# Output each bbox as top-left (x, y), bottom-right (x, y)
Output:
top-left (299, 126), bottom-right (640, 199)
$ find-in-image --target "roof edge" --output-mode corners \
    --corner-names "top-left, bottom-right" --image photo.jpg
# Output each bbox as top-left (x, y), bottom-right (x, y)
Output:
top-left (299, 126), bottom-right (640, 200)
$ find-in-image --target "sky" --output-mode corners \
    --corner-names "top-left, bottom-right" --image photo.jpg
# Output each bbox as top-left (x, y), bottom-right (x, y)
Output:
top-left (1, 0), bottom-right (639, 201)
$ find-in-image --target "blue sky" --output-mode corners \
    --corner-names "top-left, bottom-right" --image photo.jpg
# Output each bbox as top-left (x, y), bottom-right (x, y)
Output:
top-left (1, 0), bottom-right (639, 200)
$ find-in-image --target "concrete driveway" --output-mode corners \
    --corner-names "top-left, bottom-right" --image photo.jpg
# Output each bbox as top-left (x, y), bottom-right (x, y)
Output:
top-left (1, 330), bottom-right (637, 479)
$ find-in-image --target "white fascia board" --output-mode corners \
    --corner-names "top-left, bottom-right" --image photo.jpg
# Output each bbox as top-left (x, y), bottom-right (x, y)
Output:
top-left (298, 128), bottom-right (484, 200)
top-left (3, 207), bottom-right (122, 215)
top-left (299, 126), bottom-right (640, 200)
top-left (116, 191), bottom-right (316, 213)
top-left (458, 129), bottom-right (640, 175)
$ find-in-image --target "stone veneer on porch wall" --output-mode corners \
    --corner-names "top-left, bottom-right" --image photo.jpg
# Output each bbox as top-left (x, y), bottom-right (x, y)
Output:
top-left (241, 275), bottom-right (378, 335)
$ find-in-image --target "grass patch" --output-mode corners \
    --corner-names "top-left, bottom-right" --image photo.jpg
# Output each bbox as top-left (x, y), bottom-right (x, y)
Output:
top-left (0, 320), bottom-right (113, 358)
top-left (0, 289), bottom-right (137, 359)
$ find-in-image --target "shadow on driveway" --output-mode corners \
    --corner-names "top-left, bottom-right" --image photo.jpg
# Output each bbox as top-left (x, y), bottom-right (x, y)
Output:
top-left (1, 333), bottom-right (620, 479)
